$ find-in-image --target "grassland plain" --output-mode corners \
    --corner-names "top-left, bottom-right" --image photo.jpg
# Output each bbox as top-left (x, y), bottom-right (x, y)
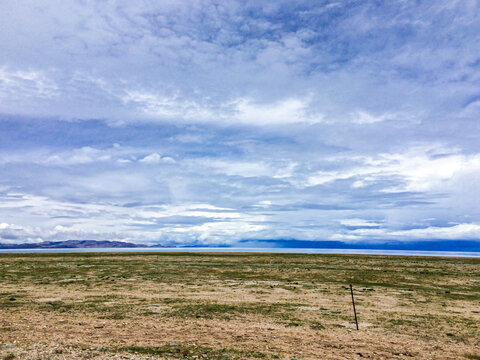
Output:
top-left (0, 252), bottom-right (479, 360)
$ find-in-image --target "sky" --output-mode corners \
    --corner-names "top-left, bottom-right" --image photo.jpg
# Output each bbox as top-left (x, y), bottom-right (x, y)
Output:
top-left (1, 0), bottom-right (480, 247)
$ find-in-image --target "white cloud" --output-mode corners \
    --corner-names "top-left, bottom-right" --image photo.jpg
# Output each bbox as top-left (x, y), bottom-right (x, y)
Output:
top-left (121, 90), bottom-right (324, 126)
top-left (307, 169), bottom-right (360, 186)
top-left (162, 156), bottom-right (176, 164)
top-left (117, 158), bottom-right (133, 164)
top-left (0, 67), bottom-right (59, 100)
top-left (139, 152), bottom-right (176, 164)
top-left (0, 1), bottom-right (478, 131)
top-left (1, 2), bottom-right (480, 246)
top-left (170, 221), bottom-right (268, 243)
top-left (46, 147), bottom-right (112, 165)
top-left (139, 152), bottom-right (161, 164)
top-left (380, 149), bottom-right (480, 193)
top-left (306, 145), bottom-right (480, 193)
top-left (0, 223), bottom-right (11, 230)
top-left (390, 223), bottom-right (480, 240)
top-left (273, 162), bottom-right (298, 179)
top-left (350, 110), bottom-right (414, 124)
top-left (121, 90), bottom-right (215, 121)
top-left (198, 159), bottom-right (271, 178)
top-left (0, 146), bottom-right (176, 168)
top-left (0, 148), bottom-right (106, 166)
top-left (332, 223), bottom-right (480, 241)
top-left (137, 204), bottom-right (246, 220)
top-left (0, 193), bottom-right (267, 244)
top-left (340, 219), bottom-right (381, 227)
top-left (233, 97), bottom-right (323, 125)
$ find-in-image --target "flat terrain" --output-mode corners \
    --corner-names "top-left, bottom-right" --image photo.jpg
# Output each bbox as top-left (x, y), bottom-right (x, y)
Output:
top-left (0, 253), bottom-right (479, 359)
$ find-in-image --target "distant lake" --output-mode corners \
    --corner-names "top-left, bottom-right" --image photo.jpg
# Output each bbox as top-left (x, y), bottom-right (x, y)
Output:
top-left (0, 247), bottom-right (479, 257)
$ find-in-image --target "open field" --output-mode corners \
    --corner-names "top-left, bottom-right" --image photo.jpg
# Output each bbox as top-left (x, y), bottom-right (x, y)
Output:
top-left (0, 252), bottom-right (479, 359)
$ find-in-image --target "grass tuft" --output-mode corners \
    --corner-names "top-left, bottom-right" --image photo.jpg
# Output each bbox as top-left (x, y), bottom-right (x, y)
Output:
top-left (114, 344), bottom-right (278, 359)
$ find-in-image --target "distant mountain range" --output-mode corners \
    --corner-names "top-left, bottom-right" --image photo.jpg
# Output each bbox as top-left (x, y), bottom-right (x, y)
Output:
top-left (0, 240), bottom-right (172, 249)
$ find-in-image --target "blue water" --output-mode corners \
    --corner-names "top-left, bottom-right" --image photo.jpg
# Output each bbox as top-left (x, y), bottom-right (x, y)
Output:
top-left (0, 247), bottom-right (479, 257)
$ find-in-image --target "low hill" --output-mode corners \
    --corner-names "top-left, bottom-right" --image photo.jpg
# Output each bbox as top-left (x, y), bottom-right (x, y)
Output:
top-left (0, 240), bottom-right (167, 249)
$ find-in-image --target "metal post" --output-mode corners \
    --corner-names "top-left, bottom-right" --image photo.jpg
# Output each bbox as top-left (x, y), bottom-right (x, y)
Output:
top-left (350, 284), bottom-right (359, 330)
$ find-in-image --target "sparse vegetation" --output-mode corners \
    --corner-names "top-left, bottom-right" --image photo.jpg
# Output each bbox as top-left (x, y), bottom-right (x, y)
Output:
top-left (465, 355), bottom-right (480, 360)
top-left (111, 344), bottom-right (278, 359)
top-left (0, 252), bottom-right (479, 359)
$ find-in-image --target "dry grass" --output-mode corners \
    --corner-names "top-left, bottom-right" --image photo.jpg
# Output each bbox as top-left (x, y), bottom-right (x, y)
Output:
top-left (0, 252), bottom-right (479, 359)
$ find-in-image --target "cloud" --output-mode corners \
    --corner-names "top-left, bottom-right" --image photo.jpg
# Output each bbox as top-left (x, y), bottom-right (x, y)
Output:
top-left (46, 147), bottom-right (112, 165)
top-left (0, 67), bottom-right (59, 100)
top-left (350, 111), bottom-right (415, 125)
top-left (233, 97), bottom-right (323, 125)
top-left (121, 89), bottom-right (323, 125)
top-left (121, 90), bottom-right (216, 122)
top-left (139, 152), bottom-right (176, 164)
top-left (391, 223), bottom-right (480, 240)
top-left (0, 192), bottom-right (268, 244)
top-left (0, 223), bottom-right (11, 230)
top-left (340, 218), bottom-right (381, 228)
top-left (0, 1), bottom-right (480, 246)
top-left (0, 145), bottom-right (129, 166)
top-left (198, 159), bottom-right (272, 178)
top-left (306, 145), bottom-right (480, 193)
top-left (332, 223), bottom-right (480, 242)
top-left (166, 220), bottom-right (268, 244)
